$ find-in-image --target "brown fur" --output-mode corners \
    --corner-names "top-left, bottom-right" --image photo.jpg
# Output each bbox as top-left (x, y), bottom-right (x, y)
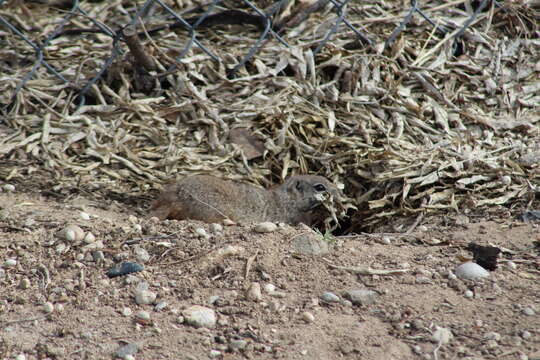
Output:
top-left (149, 175), bottom-right (337, 225)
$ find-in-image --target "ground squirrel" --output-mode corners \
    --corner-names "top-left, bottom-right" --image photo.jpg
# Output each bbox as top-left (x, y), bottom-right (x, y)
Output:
top-left (149, 175), bottom-right (338, 225)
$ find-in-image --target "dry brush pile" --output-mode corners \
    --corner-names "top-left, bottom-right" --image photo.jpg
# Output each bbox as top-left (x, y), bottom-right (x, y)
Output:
top-left (0, 0), bottom-right (539, 232)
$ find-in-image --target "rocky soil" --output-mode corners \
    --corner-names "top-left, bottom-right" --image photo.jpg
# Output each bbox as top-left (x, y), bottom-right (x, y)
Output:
top-left (1, 188), bottom-right (539, 360)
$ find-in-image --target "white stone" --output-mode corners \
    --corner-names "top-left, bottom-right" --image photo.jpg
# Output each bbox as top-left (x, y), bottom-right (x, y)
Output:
top-left (246, 282), bottom-right (263, 302)
top-left (2, 184), bottom-right (15, 192)
top-left (4, 258), bottom-right (17, 267)
top-left (209, 223), bottom-right (223, 232)
top-left (122, 307), bottom-right (132, 316)
top-left (194, 227), bottom-right (208, 238)
top-left (254, 222), bottom-right (278, 233)
top-left (134, 289), bottom-right (156, 305)
top-left (18, 278), bottom-right (30, 289)
top-left (57, 224), bottom-right (85, 243)
top-left (263, 283), bottom-right (276, 293)
top-left (381, 236), bottom-right (392, 245)
top-left (484, 332), bottom-right (501, 341)
top-left (431, 326), bottom-right (453, 344)
top-left (320, 292), bottom-right (340, 303)
top-left (79, 212), bottom-right (91, 220)
top-left (301, 311), bottom-right (315, 323)
top-left (344, 289), bottom-right (378, 305)
top-left (43, 302), bottom-right (54, 314)
top-left (134, 247), bottom-right (150, 263)
top-left (83, 232), bottom-right (96, 244)
top-left (455, 262), bottom-right (490, 280)
top-left (183, 305), bottom-right (217, 328)
top-left (506, 261), bottom-right (517, 270)
top-left (136, 310), bottom-right (151, 321)
top-left (522, 307), bottom-right (535, 316)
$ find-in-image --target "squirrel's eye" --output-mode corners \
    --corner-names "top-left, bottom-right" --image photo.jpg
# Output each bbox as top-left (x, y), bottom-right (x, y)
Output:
top-left (313, 184), bottom-right (327, 192)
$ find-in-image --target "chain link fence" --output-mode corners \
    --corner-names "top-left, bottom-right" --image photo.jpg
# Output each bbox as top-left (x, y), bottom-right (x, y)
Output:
top-left (0, 0), bottom-right (503, 112)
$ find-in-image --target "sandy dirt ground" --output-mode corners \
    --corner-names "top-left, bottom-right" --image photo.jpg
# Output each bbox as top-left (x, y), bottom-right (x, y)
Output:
top-left (0, 189), bottom-right (539, 360)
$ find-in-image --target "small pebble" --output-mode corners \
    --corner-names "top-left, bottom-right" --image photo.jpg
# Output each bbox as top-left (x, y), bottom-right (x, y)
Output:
top-left (14, 354), bottom-right (26, 360)
top-left (484, 332), bottom-right (501, 341)
top-left (431, 326), bottom-right (453, 344)
top-left (475, 319), bottom-right (484, 327)
top-left (4, 258), bottom-right (17, 267)
top-left (522, 307), bottom-right (535, 316)
top-left (301, 311), bottom-right (315, 323)
top-left (292, 233), bottom-right (329, 255)
top-left (209, 223), bottom-right (223, 233)
top-left (106, 262), bottom-right (144, 278)
top-left (128, 215), bottom-right (139, 224)
top-left (208, 295), bottom-right (220, 305)
top-left (380, 236), bottom-right (392, 245)
top-left (43, 302), bottom-right (54, 314)
top-left (229, 339), bottom-right (248, 351)
top-left (58, 224), bottom-right (85, 243)
top-left (521, 331), bottom-right (532, 339)
top-left (416, 276), bottom-right (432, 284)
top-left (455, 262), bottom-right (490, 280)
top-left (79, 212), bottom-right (91, 220)
top-left (92, 251), bottom-right (105, 262)
top-left (254, 222), bottom-right (277, 233)
top-left (134, 247), bottom-right (150, 263)
top-left (2, 184), bottom-right (15, 192)
top-left (83, 232), bottom-right (96, 244)
top-left (115, 343), bottom-right (139, 359)
top-left (18, 278), bottom-right (30, 289)
top-left (263, 283), bottom-right (276, 293)
top-left (320, 292), bottom-right (340, 303)
top-left (134, 289), bottom-right (157, 305)
top-left (82, 240), bottom-right (104, 251)
top-left (154, 301), bottom-right (168, 311)
top-left (209, 350), bottom-right (221, 358)
top-left (122, 307), bottom-right (132, 316)
top-left (506, 261), bottom-right (517, 270)
top-left (343, 289), bottom-right (378, 305)
top-left (136, 310), bottom-right (151, 321)
top-left (194, 227), bottom-right (208, 238)
top-left (55, 243), bottom-right (67, 254)
top-left (183, 305), bottom-right (217, 328)
top-left (246, 282), bottom-right (263, 302)
top-left (464, 290), bottom-right (474, 299)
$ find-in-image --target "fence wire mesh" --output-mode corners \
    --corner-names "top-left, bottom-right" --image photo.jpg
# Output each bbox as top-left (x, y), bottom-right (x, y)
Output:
top-left (0, 0), bottom-right (516, 111)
